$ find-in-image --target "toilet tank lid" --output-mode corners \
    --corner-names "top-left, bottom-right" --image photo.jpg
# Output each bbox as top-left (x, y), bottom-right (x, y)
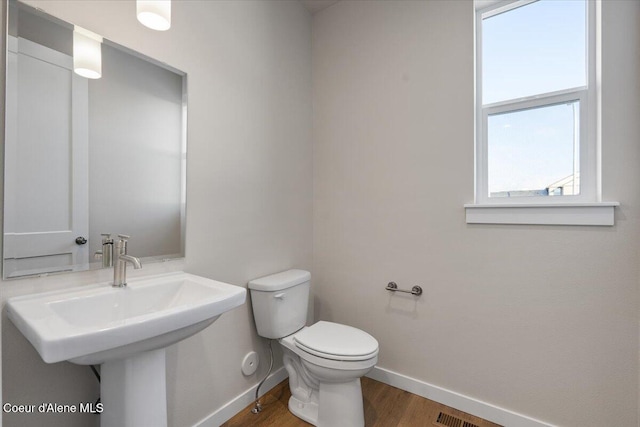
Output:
top-left (248, 269), bottom-right (310, 291)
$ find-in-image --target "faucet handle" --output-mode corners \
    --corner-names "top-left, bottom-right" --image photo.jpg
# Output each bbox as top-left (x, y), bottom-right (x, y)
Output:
top-left (116, 234), bottom-right (130, 255)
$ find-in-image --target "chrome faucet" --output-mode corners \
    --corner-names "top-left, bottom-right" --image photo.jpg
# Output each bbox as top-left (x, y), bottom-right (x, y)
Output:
top-left (113, 234), bottom-right (142, 287)
top-left (94, 233), bottom-right (114, 268)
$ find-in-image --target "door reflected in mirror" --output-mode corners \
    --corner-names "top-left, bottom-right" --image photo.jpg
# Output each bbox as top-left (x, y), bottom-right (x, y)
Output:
top-left (4, 0), bottom-right (187, 279)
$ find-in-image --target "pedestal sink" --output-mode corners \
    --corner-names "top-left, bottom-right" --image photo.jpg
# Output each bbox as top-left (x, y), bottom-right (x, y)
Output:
top-left (6, 271), bottom-right (246, 427)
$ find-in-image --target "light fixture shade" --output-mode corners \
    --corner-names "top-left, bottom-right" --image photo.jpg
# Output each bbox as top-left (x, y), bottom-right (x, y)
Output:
top-left (73, 27), bottom-right (103, 79)
top-left (137, 0), bottom-right (171, 31)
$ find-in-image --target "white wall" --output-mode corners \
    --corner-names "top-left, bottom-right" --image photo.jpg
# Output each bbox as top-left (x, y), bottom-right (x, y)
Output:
top-left (1, 1), bottom-right (312, 427)
top-left (312, 1), bottom-right (640, 426)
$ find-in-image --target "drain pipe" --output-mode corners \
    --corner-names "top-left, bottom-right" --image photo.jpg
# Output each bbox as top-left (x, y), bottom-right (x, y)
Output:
top-left (90, 365), bottom-right (101, 409)
top-left (251, 339), bottom-right (274, 414)
top-left (90, 365), bottom-right (101, 382)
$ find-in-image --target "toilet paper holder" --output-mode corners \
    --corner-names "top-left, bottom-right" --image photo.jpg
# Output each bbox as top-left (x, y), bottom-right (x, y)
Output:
top-left (385, 282), bottom-right (422, 296)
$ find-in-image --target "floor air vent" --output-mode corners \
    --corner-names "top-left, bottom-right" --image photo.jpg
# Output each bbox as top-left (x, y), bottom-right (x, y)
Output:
top-left (435, 412), bottom-right (480, 427)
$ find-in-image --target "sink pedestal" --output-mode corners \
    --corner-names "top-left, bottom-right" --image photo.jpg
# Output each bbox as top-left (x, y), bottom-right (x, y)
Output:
top-left (101, 348), bottom-right (168, 427)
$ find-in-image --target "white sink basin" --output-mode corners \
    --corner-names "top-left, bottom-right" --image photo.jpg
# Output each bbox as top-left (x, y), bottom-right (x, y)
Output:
top-left (6, 271), bottom-right (246, 365)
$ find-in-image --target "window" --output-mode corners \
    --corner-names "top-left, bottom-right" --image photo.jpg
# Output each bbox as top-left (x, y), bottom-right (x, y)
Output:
top-left (467, 0), bottom-right (617, 225)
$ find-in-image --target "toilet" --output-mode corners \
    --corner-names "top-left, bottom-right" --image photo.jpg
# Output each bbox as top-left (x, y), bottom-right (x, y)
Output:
top-left (248, 269), bottom-right (378, 427)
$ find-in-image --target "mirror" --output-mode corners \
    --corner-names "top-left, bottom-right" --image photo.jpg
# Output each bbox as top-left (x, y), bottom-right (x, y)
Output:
top-left (4, 0), bottom-right (187, 279)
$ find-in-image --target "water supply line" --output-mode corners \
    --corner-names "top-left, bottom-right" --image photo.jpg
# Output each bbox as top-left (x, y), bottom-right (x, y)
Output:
top-left (251, 339), bottom-right (274, 414)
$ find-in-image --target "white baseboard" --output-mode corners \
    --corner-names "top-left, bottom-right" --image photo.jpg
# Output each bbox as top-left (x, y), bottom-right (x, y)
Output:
top-left (193, 367), bottom-right (288, 427)
top-left (192, 364), bottom-right (555, 427)
top-left (366, 366), bottom-right (556, 427)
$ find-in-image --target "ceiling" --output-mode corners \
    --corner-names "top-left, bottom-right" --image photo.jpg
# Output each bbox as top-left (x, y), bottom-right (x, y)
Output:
top-left (299, 0), bottom-right (341, 14)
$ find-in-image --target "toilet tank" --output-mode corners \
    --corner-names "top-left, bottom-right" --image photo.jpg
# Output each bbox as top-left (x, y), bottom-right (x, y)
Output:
top-left (248, 269), bottom-right (310, 339)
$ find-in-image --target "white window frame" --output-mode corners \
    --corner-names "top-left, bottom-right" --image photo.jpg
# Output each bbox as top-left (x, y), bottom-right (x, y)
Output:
top-left (466, 0), bottom-right (618, 225)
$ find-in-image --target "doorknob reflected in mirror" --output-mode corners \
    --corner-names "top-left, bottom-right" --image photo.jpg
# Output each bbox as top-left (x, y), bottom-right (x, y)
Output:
top-left (75, 237), bottom-right (87, 245)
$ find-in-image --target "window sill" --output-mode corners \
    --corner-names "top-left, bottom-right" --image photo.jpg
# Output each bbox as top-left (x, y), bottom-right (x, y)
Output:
top-left (464, 202), bottom-right (619, 226)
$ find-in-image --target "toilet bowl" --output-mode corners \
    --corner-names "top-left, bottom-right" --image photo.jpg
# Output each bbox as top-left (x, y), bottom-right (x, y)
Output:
top-left (280, 322), bottom-right (378, 426)
top-left (248, 270), bottom-right (379, 427)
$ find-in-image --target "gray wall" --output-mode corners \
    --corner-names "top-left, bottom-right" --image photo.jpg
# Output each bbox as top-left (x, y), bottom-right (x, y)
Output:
top-left (88, 43), bottom-right (183, 259)
top-left (312, 1), bottom-right (640, 426)
top-left (1, 1), bottom-right (312, 426)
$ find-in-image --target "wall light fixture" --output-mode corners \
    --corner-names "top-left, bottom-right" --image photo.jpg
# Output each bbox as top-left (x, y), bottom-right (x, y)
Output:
top-left (137, 0), bottom-right (171, 31)
top-left (73, 26), bottom-right (103, 79)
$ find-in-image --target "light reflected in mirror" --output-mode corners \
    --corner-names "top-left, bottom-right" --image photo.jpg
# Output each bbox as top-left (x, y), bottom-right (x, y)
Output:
top-left (4, 0), bottom-right (187, 279)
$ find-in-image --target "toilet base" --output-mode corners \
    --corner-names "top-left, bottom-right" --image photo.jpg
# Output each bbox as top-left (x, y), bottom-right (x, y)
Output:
top-left (288, 395), bottom-right (319, 426)
top-left (318, 379), bottom-right (364, 427)
top-left (287, 378), bottom-right (365, 427)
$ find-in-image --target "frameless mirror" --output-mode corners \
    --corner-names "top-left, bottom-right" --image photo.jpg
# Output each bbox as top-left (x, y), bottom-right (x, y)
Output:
top-left (4, 0), bottom-right (187, 279)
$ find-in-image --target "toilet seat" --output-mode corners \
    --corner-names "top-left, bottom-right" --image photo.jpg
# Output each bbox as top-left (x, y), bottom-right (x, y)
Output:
top-left (281, 332), bottom-right (378, 373)
top-left (293, 321), bottom-right (378, 361)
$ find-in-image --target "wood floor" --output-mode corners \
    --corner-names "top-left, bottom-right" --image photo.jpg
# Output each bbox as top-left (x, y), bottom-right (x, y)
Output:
top-left (222, 377), bottom-right (502, 427)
